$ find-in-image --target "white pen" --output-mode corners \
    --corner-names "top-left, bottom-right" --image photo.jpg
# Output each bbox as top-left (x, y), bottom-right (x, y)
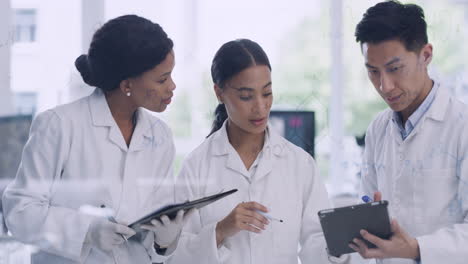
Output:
top-left (256, 210), bottom-right (283, 223)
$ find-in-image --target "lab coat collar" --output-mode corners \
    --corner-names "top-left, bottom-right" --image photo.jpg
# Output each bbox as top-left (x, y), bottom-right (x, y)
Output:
top-left (389, 82), bottom-right (448, 144)
top-left (89, 88), bottom-right (114, 127)
top-left (211, 119), bottom-right (285, 157)
top-left (130, 109), bottom-right (156, 151)
top-left (88, 88), bottom-right (154, 152)
top-left (211, 119), bottom-right (285, 181)
top-left (423, 82), bottom-right (449, 122)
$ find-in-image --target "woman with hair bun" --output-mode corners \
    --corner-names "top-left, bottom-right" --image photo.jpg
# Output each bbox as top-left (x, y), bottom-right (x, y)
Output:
top-left (2, 15), bottom-right (191, 263)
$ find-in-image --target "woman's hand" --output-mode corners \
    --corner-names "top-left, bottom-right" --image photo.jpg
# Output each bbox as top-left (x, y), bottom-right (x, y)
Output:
top-left (215, 201), bottom-right (270, 246)
top-left (141, 209), bottom-right (195, 248)
top-left (85, 218), bottom-right (136, 252)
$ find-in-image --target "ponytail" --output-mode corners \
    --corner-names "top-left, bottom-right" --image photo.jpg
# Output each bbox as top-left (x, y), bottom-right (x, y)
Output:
top-left (207, 104), bottom-right (228, 137)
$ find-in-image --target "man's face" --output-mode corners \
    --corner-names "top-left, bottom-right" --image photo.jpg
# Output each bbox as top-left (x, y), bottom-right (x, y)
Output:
top-left (362, 39), bottom-right (432, 116)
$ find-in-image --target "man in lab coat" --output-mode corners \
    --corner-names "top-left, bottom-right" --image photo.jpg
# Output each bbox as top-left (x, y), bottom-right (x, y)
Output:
top-left (351, 1), bottom-right (468, 264)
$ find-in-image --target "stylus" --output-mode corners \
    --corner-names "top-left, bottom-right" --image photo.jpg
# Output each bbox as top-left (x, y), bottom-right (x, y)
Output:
top-left (256, 210), bottom-right (283, 223)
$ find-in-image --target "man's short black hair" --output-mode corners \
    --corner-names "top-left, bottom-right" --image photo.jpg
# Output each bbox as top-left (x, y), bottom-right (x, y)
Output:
top-left (355, 0), bottom-right (428, 52)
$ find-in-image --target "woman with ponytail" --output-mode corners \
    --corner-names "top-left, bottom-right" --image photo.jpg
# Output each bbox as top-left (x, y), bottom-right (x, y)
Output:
top-left (169, 39), bottom-right (350, 264)
top-left (209, 103), bottom-right (228, 137)
top-left (2, 15), bottom-right (192, 263)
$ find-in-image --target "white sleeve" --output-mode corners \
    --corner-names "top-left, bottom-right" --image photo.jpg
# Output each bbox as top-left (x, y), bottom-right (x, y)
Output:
top-left (2, 110), bottom-right (95, 262)
top-left (359, 126), bottom-right (378, 199)
top-left (166, 157), bottom-right (231, 264)
top-left (298, 156), bottom-right (351, 264)
top-left (416, 122), bottom-right (468, 264)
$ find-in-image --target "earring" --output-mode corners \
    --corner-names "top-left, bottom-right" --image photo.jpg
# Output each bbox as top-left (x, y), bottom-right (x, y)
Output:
top-left (126, 91), bottom-right (131, 97)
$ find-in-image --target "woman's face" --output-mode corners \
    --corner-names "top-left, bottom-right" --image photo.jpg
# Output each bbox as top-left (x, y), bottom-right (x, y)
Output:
top-left (217, 65), bottom-right (273, 135)
top-left (128, 50), bottom-right (176, 112)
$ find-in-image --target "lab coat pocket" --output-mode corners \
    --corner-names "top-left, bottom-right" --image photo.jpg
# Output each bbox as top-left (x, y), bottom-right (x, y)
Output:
top-left (271, 204), bottom-right (301, 261)
top-left (272, 221), bottom-right (296, 262)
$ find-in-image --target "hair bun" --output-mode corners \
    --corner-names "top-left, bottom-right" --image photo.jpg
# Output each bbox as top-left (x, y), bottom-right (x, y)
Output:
top-left (75, 54), bottom-right (97, 87)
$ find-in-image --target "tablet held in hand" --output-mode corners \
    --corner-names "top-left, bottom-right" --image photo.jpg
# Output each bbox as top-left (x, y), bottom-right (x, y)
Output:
top-left (318, 200), bottom-right (392, 257)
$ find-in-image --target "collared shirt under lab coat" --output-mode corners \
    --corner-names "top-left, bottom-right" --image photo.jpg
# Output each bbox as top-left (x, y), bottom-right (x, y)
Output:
top-left (2, 89), bottom-right (177, 264)
top-left (393, 84), bottom-right (437, 140)
top-left (168, 121), bottom-right (350, 264)
top-left (361, 83), bottom-right (468, 264)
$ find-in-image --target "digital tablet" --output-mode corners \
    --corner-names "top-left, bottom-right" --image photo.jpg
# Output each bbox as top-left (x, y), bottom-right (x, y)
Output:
top-left (318, 200), bottom-right (392, 257)
top-left (129, 189), bottom-right (238, 230)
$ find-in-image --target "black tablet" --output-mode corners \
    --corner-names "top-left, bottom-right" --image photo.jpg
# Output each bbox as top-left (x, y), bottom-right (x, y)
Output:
top-left (318, 200), bottom-right (392, 257)
top-left (129, 189), bottom-right (238, 230)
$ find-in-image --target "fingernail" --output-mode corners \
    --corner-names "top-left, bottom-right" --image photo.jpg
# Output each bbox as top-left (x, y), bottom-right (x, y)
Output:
top-left (360, 230), bottom-right (366, 235)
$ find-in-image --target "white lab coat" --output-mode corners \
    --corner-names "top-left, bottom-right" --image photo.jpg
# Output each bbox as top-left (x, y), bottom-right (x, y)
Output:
top-left (2, 89), bottom-right (177, 264)
top-left (361, 83), bottom-right (468, 264)
top-left (168, 121), bottom-right (349, 264)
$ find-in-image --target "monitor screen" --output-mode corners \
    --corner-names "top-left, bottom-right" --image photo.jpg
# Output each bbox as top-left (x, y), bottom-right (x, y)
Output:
top-left (269, 111), bottom-right (315, 157)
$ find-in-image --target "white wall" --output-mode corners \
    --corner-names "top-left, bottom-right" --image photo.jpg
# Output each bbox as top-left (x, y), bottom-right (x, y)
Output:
top-left (67, 0), bottom-right (105, 102)
top-left (36, 0), bottom-right (83, 112)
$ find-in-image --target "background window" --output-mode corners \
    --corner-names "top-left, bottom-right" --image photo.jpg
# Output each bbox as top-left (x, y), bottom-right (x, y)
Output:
top-left (12, 9), bottom-right (37, 43)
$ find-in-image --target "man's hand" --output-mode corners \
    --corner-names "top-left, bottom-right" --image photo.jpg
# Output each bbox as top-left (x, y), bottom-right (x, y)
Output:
top-left (349, 219), bottom-right (420, 260)
top-left (373, 191), bottom-right (382, 202)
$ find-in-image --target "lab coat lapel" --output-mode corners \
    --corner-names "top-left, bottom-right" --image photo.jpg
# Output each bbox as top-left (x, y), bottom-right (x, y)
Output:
top-left (252, 149), bottom-right (272, 182)
top-left (226, 151), bottom-right (250, 177)
top-left (128, 108), bottom-right (154, 152)
top-left (88, 89), bottom-right (126, 209)
top-left (253, 128), bottom-right (285, 182)
top-left (405, 83), bottom-right (448, 142)
top-left (212, 121), bottom-right (250, 178)
top-left (419, 83), bottom-right (449, 124)
top-left (89, 88), bottom-right (132, 152)
top-left (108, 126), bottom-right (128, 152)
top-left (389, 114), bottom-right (403, 145)
top-left (212, 122), bottom-right (283, 180)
